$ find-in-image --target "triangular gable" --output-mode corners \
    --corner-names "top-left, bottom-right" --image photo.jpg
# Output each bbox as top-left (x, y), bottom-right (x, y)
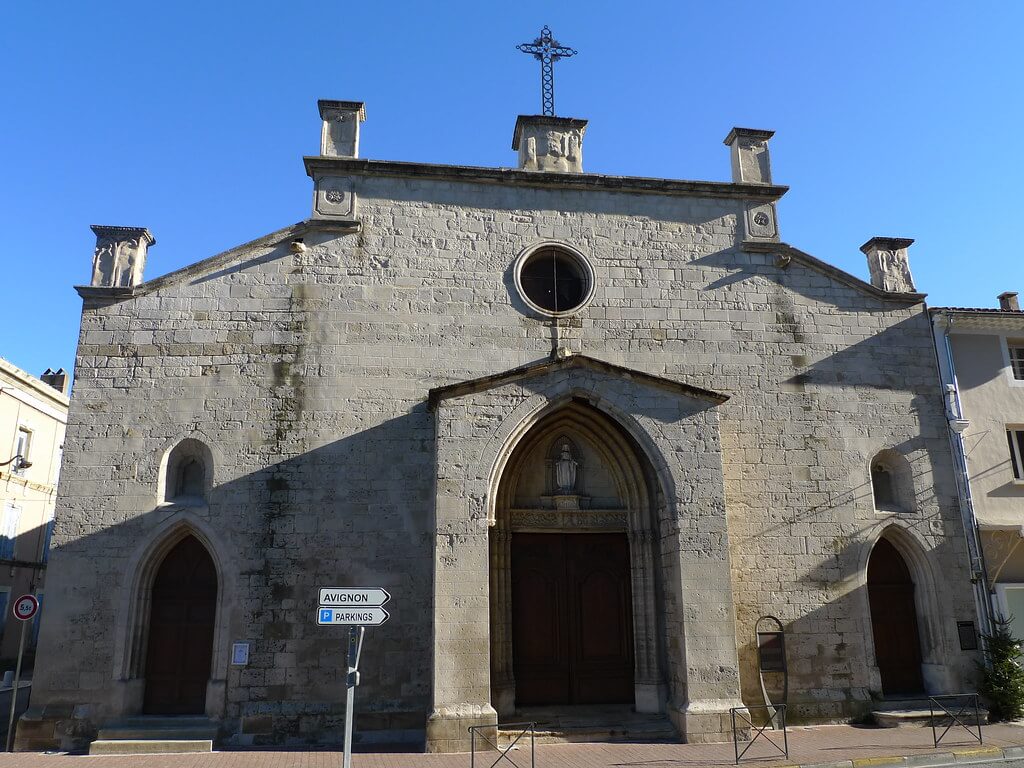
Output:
top-left (743, 240), bottom-right (927, 304)
top-left (75, 218), bottom-right (359, 303)
top-left (427, 353), bottom-right (729, 411)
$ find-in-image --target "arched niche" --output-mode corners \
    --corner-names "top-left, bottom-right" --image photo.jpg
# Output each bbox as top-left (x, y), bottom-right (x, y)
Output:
top-left (158, 438), bottom-right (214, 506)
top-left (869, 449), bottom-right (914, 513)
top-left (489, 398), bottom-right (665, 717)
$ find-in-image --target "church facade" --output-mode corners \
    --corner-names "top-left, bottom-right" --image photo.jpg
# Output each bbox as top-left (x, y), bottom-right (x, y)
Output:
top-left (18, 101), bottom-right (982, 752)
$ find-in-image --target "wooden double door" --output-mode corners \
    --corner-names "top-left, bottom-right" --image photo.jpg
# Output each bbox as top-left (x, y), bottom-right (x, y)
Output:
top-left (512, 532), bottom-right (635, 706)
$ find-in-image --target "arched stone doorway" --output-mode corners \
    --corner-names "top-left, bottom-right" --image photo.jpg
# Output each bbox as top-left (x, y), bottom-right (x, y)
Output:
top-left (490, 399), bottom-right (662, 716)
top-left (143, 535), bottom-right (218, 714)
top-left (867, 537), bottom-right (925, 695)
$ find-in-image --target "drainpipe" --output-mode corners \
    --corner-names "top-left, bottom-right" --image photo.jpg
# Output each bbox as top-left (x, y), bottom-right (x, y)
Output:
top-left (938, 311), bottom-right (995, 640)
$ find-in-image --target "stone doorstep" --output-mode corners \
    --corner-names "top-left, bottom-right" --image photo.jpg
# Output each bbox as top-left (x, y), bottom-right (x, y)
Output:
top-left (873, 709), bottom-right (989, 729)
top-left (497, 713), bottom-right (678, 746)
top-left (88, 739), bottom-right (213, 755)
top-left (89, 716), bottom-right (219, 755)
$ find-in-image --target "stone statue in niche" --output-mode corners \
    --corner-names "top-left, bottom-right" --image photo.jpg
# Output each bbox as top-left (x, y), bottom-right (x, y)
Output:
top-left (91, 232), bottom-right (149, 287)
top-left (555, 443), bottom-right (578, 492)
top-left (876, 249), bottom-right (916, 292)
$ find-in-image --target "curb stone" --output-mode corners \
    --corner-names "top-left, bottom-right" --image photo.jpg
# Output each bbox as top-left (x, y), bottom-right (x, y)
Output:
top-left (797, 747), bottom-right (1024, 768)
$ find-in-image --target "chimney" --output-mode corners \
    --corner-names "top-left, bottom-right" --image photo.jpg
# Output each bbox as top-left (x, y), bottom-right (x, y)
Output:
top-left (319, 100), bottom-right (366, 158)
top-left (723, 127), bottom-right (775, 184)
top-left (860, 237), bottom-right (916, 293)
top-left (512, 115), bottom-right (587, 173)
top-left (999, 292), bottom-right (1020, 311)
top-left (40, 368), bottom-right (69, 396)
top-left (89, 226), bottom-right (155, 288)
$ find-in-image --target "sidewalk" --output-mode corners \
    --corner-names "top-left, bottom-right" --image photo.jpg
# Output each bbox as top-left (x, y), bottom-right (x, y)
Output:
top-left (0, 722), bottom-right (1023, 768)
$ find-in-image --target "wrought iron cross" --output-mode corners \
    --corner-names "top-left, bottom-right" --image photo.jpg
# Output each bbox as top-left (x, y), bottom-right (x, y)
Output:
top-left (517, 26), bottom-right (577, 117)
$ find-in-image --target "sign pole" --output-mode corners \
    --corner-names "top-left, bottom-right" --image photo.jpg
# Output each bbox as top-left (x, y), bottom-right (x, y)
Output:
top-left (5, 621), bottom-right (27, 752)
top-left (343, 625), bottom-right (365, 768)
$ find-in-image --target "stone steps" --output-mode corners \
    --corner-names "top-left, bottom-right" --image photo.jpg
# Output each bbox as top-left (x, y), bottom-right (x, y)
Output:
top-left (498, 710), bottom-right (677, 745)
top-left (89, 739), bottom-right (213, 755)
top-left (872, 699), bottom-right (988, 729)
top-left (88, 716), bottom-right (217, 755)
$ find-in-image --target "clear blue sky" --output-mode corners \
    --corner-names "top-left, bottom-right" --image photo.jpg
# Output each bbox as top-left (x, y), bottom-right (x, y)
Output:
top-left (2, 1), bottom-right (1021, 380)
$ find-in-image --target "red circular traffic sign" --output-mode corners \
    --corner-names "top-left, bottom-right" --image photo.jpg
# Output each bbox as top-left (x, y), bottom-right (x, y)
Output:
top-left (12, 594), bottom-right (38, 622)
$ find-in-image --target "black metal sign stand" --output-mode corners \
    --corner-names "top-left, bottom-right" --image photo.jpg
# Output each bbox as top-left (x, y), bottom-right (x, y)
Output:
top-left (343, 625), bottom-right (365, 768)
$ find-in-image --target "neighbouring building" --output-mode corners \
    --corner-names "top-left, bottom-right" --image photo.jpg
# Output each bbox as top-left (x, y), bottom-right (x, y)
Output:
top-left (18, 101), bottom-right (984, 753)
top-left (0, 358), bottom-right (69, 660)
top-left (932, 294), bottom-right (1024, 640)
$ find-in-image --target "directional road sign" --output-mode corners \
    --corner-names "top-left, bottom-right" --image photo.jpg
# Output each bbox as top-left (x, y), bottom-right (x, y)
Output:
top-left (317, 607), bottom-right (390, 626)
top-left (319, 587), bottom-right (391, 607)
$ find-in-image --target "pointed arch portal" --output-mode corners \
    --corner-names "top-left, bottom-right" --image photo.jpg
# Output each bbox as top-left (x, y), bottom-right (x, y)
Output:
top-left (143, 535), bottom-right (218, 714)
top-left (490, 399), bottom-right (660, 714)
top-left (867, 537), bottom-right (925, 695)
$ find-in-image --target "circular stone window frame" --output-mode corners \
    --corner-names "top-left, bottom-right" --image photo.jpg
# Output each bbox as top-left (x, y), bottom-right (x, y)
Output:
top-left (513, 240), bottom-right (597, 319)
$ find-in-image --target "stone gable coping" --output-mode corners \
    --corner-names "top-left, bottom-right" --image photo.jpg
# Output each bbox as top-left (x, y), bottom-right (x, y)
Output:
top-left (742, 240), bottom-right (928, 304)
top-left (426, 353), bottom-right (730, 411)
top-left (73, 219), bottom-right (359, 304)
top-left (304, 157), bottom-right (789, 202)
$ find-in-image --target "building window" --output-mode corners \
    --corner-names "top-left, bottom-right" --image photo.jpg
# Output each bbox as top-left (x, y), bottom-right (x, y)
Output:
top-left (1010, 342), bottom-right (1024, 381)
top-left (514, 243), bottom-right (595, 317)
top-left (0, 504), bottom-right (20, 560)
top-left (13, 427), bottom-right (31, 474)
top-left (1008, 428), bottom-right (1024, 482)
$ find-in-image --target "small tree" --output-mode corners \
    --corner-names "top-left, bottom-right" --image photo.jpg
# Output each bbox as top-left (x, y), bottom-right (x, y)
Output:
top-left (980, 616), bottom-right (1024, 721)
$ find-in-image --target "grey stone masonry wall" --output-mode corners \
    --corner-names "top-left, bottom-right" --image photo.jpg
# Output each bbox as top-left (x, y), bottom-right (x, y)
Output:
top-left (24, 160), bottom-right (978, 750)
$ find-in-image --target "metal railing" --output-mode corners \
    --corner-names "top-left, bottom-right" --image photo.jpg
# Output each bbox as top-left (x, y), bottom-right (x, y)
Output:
top-left (930, 694), bottom-right (983, 747)
top-left (731, 704), bottom-right (788, 764)
top-left (469, 721), bottom-right (536, 768)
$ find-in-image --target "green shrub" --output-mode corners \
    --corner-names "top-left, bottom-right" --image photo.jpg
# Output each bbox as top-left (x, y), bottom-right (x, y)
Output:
top-left (980, 616), bottom-right (1024, 721)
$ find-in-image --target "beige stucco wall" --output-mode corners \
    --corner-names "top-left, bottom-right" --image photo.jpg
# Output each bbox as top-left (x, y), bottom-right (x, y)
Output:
top-left (0, 357), bottom-right (69, 658)
top-left (949, 331), bottom-right (1024, 528)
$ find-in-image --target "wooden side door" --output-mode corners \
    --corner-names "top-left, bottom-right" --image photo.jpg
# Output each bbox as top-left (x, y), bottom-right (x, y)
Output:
top-left (868, 538), bottom-right (925, 695)
top-left (144, 536), bottom-right (218, 714)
